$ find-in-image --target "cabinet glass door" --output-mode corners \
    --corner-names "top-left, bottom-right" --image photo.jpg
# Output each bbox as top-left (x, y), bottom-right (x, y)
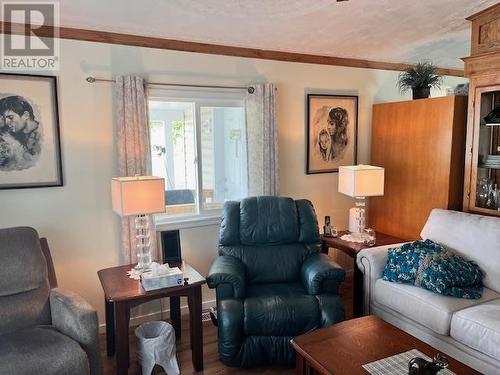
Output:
top-left (472, 86), bottom-right (500, 213)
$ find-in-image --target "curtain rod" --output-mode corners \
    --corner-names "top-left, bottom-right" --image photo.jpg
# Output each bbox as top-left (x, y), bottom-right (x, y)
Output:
top-left (85, 76), bottom-right (255, 94)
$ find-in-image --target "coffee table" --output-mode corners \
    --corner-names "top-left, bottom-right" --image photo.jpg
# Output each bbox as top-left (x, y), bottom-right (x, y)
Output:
top-left (98, 262), bottom-right (206, 375)
top-left (291, 316), bottom-right (480, 375)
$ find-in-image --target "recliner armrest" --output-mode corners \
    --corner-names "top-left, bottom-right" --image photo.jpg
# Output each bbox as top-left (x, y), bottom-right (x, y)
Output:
top-left (217, 299), bottom-right (244, 366)
top-left (207, 255), bottom-right (246, 299)
top-left (50, 288), bottom-right (102, 375)
top-left (301, 253), bottom-right (345, 295)
top-left (356, 242), bottom-right (407, 315)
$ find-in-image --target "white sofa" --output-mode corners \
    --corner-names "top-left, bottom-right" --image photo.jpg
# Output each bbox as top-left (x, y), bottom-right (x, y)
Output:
top-left (357, 209), bottom-right (500, 374)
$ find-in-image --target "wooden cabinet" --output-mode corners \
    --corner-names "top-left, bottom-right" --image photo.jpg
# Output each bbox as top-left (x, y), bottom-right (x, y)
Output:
top-left (469, 4), bottom-right (500, 56)
top-left (369, 96), bottom-right (468, 240)
top-left (463, 3), bottom-right (500, 217)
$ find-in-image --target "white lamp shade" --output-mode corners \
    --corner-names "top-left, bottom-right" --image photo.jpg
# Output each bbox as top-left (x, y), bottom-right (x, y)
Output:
top-left (338, 165), bottom-right (385, 197)
top-left (111, 176), bottom-right (165, 216)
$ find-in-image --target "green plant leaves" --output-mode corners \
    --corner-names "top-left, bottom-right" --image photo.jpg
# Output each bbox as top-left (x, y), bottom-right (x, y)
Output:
top-left (397, 62), bottom-right (443, 94)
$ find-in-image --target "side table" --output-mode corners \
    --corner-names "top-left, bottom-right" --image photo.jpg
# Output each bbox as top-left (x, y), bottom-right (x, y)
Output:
top-left (321, 231), bottom-right (405, 318)
top-left (97, 263), bottom-right (206, 375)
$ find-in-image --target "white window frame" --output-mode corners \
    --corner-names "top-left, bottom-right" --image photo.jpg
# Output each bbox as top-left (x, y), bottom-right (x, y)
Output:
top-left (149, 87), bottom-right (247, 229)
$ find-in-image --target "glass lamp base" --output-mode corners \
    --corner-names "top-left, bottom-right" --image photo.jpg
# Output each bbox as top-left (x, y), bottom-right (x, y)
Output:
top-left (348, 206), bottom-right (366, 234)
top-left (134, 261), bottom-right (152, 272)
top-left (135, 214), bottom-right (153, 271)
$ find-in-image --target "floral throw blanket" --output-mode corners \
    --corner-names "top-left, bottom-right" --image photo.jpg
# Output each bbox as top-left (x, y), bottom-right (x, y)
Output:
top-left (382, 239), bottom-right (483, 299)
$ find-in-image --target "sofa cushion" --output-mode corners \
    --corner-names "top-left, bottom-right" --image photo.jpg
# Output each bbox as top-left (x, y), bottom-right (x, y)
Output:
top-left (0, 284), bottom-right (51, 336)
top-left (0, 227), bottom-right (47, 296)
top-left (219, 243), bottom-right (319, 283)
top-left (244, 283), bottom-right (319, 336)
top-left (373, 279), bottom-right (500, 335)
top-left (219, 197), bottom-right (320, 247)
top-left (421, 209), bottom-right (500, 293)
top-left (0, 326), bottom-right (89, 375)
top-left (240, 196), bottom-right (299, 245)
top-left (295, 199), bottom-right (320, 243)
top-left (0, 227), bottom-right (51, 336)
top-left (219, 201), bottom-right (241, 246)
top-left (450, 299), bottom-right (500, 362)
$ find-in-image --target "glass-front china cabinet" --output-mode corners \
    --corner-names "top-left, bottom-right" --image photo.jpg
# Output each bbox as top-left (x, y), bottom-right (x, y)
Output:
top-left (470, 87), bottom-right (500, 213)
top-left (463, 4), bottom-right (500, 217)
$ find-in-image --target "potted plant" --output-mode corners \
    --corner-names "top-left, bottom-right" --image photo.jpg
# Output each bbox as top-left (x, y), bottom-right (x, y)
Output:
top-left (397, 62), bottom-right (443, 99)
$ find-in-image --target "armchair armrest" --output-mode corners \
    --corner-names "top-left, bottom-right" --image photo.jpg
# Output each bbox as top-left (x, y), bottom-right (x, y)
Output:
top-left (50, 288), bottom-right (102, 375)
top-left (301, 253), bottom-right (345, 295)
top-left (207, 255), bottom-right (246, 299)
top-left (356, 242), bottom-right (406, 315)
top-left (217, 299), bottom-right (244, 366)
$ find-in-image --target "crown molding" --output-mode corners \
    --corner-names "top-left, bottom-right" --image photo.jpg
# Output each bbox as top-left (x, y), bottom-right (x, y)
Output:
top-left (0, 22), bottom-right (464, 77)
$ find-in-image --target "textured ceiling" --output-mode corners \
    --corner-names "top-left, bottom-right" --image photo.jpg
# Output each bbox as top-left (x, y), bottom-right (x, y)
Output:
top-left (44, 1), bottom-right (500, 69)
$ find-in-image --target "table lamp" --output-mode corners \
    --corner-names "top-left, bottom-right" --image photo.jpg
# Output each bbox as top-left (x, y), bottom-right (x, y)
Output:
top-left (338, 165), bottom-right (384, 240)
top-left (111, 176), bottom-right (165, 270)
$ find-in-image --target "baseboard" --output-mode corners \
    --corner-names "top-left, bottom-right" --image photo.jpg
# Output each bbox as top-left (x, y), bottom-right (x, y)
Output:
top-left (98, 298), bottom-right (216, 334)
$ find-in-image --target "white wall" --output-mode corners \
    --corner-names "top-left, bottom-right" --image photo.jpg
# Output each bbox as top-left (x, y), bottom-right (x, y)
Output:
top-left (0, 38), bottom-right (466, 324)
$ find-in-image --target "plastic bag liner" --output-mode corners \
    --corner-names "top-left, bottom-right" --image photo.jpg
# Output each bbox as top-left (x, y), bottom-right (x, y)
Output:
top-left (135, 321), bottom-right (180, 375)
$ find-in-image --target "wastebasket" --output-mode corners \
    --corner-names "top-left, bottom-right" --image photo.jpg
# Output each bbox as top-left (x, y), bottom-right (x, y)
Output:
top-left (135, 321), bottom-right (180, 375)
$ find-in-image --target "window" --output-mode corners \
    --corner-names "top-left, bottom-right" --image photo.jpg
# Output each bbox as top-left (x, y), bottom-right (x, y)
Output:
top-left (149, 89), bottom-right (248, 220)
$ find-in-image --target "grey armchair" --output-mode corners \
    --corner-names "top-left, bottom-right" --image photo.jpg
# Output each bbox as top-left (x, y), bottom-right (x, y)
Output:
top-left (0, 227), bottom-right (102, 375)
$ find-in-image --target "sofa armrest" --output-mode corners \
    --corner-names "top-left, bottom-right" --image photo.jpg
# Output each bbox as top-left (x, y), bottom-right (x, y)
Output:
top-left (301, 253), bottom-right (345, 295)
top-left (356, 242), bottom-right (407, 315)
top-left (50, 288), bottom-right (102, 375)
top-left (207, 255), bottom-right (246, 299)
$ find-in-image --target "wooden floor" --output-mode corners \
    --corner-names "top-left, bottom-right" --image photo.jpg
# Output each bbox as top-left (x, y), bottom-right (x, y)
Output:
top-left (101, 259), bottom-right (354, 374)
top-left (101, 319), bottom-right (297, 375)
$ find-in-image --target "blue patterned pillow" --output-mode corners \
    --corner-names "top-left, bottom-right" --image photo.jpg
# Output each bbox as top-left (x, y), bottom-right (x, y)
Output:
top-left (416, 252), bottom-right (483, 299)
top-left (383, 239), bottom-right (446, 284)
top-left (382, 239), bottom-right (483, 299)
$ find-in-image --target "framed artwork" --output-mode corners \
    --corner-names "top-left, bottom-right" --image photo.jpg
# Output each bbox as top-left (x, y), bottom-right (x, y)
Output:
top-left (0, 73), bottom-right (62, 189)
top-left (306, 94), bottom-right (358, 174)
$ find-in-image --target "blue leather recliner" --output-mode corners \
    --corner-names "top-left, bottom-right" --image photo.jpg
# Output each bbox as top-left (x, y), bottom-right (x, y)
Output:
top-left (207, 196), bottom-right (346, 367)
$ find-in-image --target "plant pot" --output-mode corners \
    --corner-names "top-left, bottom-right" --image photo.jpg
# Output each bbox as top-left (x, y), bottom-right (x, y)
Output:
top-left (412, 87), bottom-right (431, 99)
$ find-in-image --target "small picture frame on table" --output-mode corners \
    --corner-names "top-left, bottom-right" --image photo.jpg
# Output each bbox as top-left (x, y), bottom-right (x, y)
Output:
top-left (323, 215), bottom-right (337, 237)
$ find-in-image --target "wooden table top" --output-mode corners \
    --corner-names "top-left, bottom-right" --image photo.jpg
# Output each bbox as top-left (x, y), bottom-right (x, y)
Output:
top-left (321, 231), bottom-right (406, 257)
top-left (291, 316), bottom-right (480, 375)
top-left (97, 262), bottom-right (206, 302)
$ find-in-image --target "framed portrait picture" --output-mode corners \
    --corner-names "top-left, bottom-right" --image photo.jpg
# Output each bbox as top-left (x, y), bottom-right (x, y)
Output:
top-left (0, 73), bottom-right (63, 189)
top-left (306, 94), bottom-right (358, 174)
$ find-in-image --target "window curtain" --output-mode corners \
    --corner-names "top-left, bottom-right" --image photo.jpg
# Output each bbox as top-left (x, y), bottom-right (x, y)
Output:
top-left (115, 75), bottom-right (157, 264)
top-left (246, 83), bottom-right (279, 196)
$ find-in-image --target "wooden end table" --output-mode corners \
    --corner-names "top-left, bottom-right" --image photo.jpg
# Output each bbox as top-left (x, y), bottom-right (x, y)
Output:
top-left (97, 263), bottom-right (206, 375)
top-left (321, 231), bottom-right (405, 318)
top-left (291, 315), bottom-right (480, 375)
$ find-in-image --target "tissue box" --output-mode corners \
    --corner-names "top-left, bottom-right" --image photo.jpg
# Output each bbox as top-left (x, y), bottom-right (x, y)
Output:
top-left (141, 267), bottom-right (183, 291)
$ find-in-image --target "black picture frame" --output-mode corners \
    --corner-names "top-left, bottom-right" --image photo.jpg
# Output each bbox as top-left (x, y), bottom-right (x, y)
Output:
top-left (306, 94), bottom-right (358, 174)
top-left (160, 230), bottom-right (182, 267)
top-left (0, 73), bottom-right (63, 189)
